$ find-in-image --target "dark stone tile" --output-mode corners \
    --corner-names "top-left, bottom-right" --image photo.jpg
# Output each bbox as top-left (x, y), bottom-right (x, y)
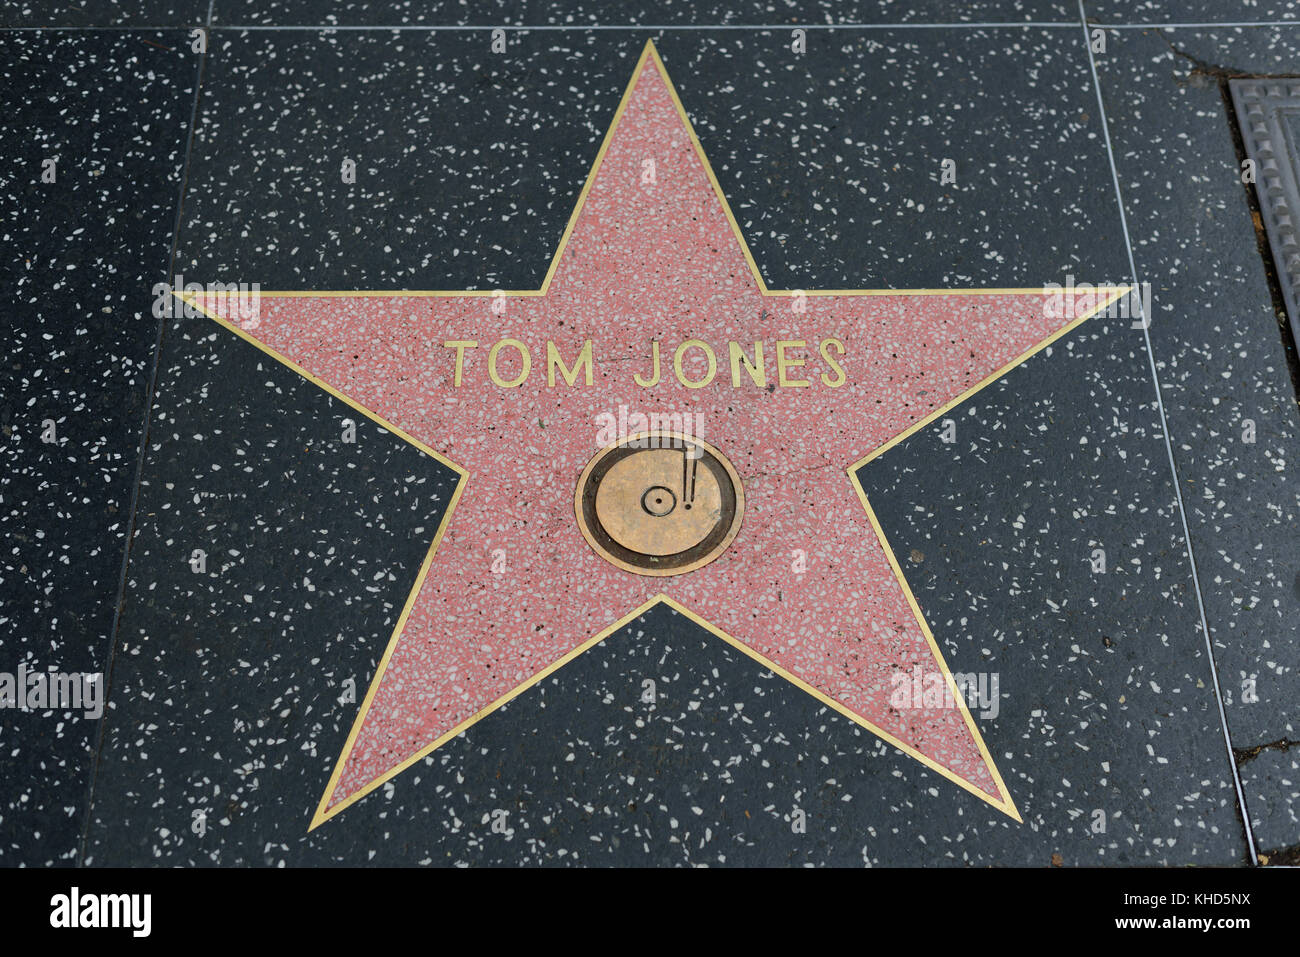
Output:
top-left (210, 1), bottom-right (1074, 28)
top-left (1239, 745), bottom-right (1299, 856)
top-left (178, 29), bottom-right (1128, 292)
top-left (0, 2), bottom-right (209, 27)
top-left (1092, 26), bottom-right (1300, 850)
top-left (0, 31), bottom-right (196, 865)
top-left (656, 29), bottom-right (1130, 289)
top-left (175, 30), bottom-right (636, 289)
top-left (1087, 3), bottom-right (1300, 25)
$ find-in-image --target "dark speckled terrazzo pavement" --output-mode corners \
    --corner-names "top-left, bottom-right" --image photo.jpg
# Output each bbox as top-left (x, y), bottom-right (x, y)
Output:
top-left (1090, 26), bottom-right (1300, 861)
top-left (3, 3), bottom-right (1299, 868)
top-left (0, 31), bottom-right (195, 864)
top-left (176, 30), bottom-right (1130, 289)
top-left (205, 2), bottom-right (1079, 29)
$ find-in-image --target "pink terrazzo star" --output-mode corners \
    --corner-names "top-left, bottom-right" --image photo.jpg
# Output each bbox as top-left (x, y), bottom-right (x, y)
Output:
top-left (197, 43), bottom-right (1121, 827)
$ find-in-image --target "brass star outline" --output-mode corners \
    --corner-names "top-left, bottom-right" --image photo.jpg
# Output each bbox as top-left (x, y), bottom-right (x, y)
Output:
top-left (184, 40), bottom-right (1129, 830)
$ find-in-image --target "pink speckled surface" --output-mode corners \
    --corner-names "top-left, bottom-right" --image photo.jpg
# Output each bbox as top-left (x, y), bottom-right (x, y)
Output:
top-left (207, 57), bottom-right (1102, 814)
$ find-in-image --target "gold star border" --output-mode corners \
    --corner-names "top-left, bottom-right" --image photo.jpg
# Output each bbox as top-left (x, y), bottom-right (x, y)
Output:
top-left (182, 40), bottom-right (1131, 830)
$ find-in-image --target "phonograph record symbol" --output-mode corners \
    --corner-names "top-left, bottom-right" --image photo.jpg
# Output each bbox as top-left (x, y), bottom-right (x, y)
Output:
top-left (575, 431), bottom-right (745, 577)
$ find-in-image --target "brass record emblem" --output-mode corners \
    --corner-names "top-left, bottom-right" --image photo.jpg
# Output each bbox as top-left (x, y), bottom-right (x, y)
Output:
top-left (575, 431), bottom-right (744, 577)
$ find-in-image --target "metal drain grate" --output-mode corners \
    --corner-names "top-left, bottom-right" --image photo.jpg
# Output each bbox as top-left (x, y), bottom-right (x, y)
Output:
top-left (1230, 80), bottom-right (1300, 347)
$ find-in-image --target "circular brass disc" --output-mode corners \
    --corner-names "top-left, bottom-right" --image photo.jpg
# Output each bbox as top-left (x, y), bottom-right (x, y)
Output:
top-left (575, 431), bottom-right (744, 577)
